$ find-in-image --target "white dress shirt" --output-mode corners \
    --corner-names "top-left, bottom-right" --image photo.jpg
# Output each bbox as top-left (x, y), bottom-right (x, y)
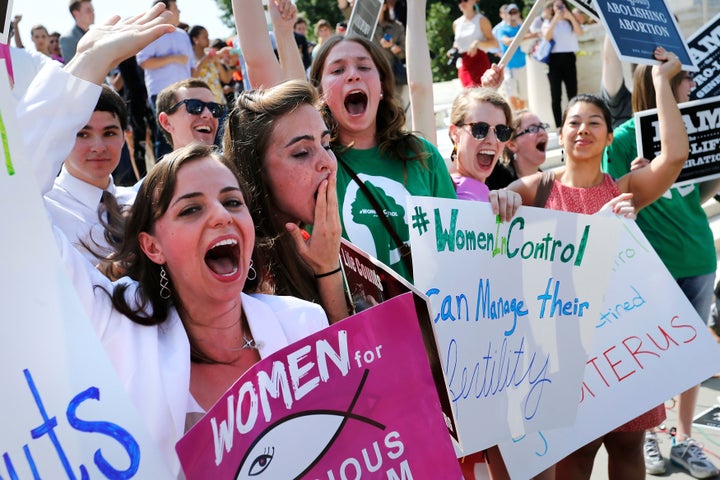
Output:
top-left (45, 167), bottom-right (136, 264)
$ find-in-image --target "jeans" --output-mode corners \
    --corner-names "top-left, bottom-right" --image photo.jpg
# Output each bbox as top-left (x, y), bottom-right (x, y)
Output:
top-left (677, 272), bottom-right (715, 326)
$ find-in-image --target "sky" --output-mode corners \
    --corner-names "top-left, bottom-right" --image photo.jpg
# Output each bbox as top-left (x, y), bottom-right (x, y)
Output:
top-left (13, 0), bottom-right (235, 52)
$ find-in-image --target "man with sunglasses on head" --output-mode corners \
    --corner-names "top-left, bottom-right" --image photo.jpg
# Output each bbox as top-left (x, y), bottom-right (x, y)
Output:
top-left (155, 78), bottom-right (225, 152)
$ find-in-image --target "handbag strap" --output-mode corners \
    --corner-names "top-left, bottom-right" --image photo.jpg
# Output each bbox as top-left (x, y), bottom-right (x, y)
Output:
top-left (534, 170), bottom-right (556, 208)
top-left (338, 157), bottom-right (413, 275)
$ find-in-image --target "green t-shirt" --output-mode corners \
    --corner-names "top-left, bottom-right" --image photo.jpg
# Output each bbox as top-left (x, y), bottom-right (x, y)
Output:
top-left (603, 119), bottom-right (716, 279)
top-left (336, 137), bottom-right (456, 282)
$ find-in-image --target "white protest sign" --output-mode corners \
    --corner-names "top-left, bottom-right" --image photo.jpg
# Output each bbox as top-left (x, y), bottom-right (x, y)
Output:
top-left (0, 66), bottom-right (171, 478)
top-left (499, 221), bottom-right (720, 479)
top-left (409, 197), bottom-right (620, 455)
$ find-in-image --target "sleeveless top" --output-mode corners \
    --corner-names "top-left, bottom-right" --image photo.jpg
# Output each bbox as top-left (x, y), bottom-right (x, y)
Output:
top-left (454, 13), bottom-right (488, 53)
top-left (545, 173), bottom-right (620, 214)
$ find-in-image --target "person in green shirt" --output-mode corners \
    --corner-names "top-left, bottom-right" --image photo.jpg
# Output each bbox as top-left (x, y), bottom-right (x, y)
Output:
top-left (603, 62), bottom-right (720, 479)
top-left (309, 35), bottom-right (457, 282)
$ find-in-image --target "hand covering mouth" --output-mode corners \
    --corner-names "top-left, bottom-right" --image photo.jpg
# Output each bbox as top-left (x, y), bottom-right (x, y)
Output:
top-left (205, 238), bottom-right (240, 276)
top-left (344, 91), bottom-right (368, 115)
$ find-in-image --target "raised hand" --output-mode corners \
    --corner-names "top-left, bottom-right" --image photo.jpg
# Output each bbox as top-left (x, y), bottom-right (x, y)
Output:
top-left (66, 4), bottom-right (175, 85)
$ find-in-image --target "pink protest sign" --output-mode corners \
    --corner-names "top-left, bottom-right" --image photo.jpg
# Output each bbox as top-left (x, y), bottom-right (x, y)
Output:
top-left (176, 292), bottom-right (462, 479)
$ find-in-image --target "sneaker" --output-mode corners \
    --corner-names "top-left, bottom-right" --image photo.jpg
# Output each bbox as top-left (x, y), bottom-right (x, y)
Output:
top-left (670, 437), bottom-right (720, 478)
top-left (644, 431), bottom-right (667, 475)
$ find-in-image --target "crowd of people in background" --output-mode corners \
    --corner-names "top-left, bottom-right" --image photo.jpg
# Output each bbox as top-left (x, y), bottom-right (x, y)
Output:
top-left (6, 0), bottom-right (720, 479)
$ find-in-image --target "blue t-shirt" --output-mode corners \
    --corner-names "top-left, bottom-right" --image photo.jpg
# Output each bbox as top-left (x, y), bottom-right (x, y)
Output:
top-left (496, 23), bottom-right (526, 69)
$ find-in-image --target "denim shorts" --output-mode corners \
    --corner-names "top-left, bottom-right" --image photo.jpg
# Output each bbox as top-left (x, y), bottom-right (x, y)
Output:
top-left (677, 272), bottom-right (715, 326)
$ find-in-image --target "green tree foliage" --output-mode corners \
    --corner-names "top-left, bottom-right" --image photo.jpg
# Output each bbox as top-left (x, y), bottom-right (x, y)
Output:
top-left (427, 2), bottom-right (456, 82)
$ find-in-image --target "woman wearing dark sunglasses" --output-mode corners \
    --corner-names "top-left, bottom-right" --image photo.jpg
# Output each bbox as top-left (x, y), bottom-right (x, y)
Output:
top-left (486, 111), bottom-right (551, 190)
top-left (449, 89), bottom-right (545, 480)
top-left (448, 88), bottom-right (516, 201)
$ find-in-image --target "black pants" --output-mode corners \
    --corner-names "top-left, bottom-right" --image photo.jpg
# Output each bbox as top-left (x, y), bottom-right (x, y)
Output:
top-left (547, 52), bottom-right (577, 128)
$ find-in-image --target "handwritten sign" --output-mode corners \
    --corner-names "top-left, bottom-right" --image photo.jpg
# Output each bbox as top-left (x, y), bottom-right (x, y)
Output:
top-left (688, 12), bottom-right (720, 100)
top-left (409, 197), bottom-right (620, 455)
top-left (636, 95), bottom-right (720, 186)
top-left (347, 0), bottom-right (383, 40)
top-left (0, 71), bottom-right (171, 477)
top-left (176, 293), bottom-right (463, 479)
top-left (499, 221), bottom-right (720, 478)
top-left (596, 0), bottom-right (697, 71)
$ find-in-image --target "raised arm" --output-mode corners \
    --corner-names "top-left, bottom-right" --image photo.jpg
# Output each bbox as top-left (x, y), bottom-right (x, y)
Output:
top-left (12, 16), bottom-right (24, 49)
top-left (405, 0), bottom-right (436, 145)
top-left (601, 35), bottom-right (624, 98)
top-left (233, 0), bottom-right (304, 88)
top-left (271, 0), bottom-right (307, 82)
top-left (617, 48), bottom-right (688, 210)
top-left (20, 4), bottom-right (174, 194)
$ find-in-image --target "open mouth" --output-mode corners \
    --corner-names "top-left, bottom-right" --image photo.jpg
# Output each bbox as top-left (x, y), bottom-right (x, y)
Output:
top-left (204, 238), bottom-right (239, 276)
top-left (194, 124), bottom-right (214, 135)
top-left (344, 91), bottom-right (368, 116)
top-left (476, 150), bottom-right (496, 167)
top-left (536, 141), bottom-right (547, 152)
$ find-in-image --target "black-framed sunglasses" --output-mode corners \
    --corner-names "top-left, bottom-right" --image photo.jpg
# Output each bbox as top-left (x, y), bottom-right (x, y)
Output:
top-left (167, 99), bottom-right (225, 118)
top-left (459, 122), bottom-right (514, 142)
top-left (514, 122), bottom-right (549, 138)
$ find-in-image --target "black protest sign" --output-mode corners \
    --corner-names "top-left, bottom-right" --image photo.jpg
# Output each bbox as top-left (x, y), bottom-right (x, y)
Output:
top-left (347, 0), bottom-right (383, 40)
top-left (0, 0), bottom-right (11, 45)
top-left (688, 12), bottom-right (720, 100)
top-left (636, 96), bottom-right (720, 187)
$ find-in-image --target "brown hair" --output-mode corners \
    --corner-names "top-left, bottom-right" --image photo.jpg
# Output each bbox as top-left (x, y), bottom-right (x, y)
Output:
top-left (105, 144), bottom-right (265, 337)
top-left (309, 35), bottom-right (427, 164)
top-left (631, 64), bottom-right (687, 113)
top-left (223, 80), bottom-right (323, 305)
top-left (69, 0), bottom-right (91, 14)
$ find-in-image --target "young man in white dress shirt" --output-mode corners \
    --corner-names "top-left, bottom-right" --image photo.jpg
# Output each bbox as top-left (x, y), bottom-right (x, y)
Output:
top-left (44, 85), bottom-right (136, 264)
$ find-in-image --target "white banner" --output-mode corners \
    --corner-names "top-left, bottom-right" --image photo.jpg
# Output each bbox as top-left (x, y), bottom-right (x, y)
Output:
top-left (0, 65), bottom-right (171, 478)
top-left (409, 197), bottom-right (620, 456)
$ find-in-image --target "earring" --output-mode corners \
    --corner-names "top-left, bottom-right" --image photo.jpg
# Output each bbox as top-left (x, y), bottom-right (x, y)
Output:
top-left (451, 144), bottom-right (458, 162)
top-left (561, 149), bottom-right (565, 163)
top-left (380, 92), bottom-right (384, 99)
top-left (247, 259), bottom-right (257, 281)
top-left (159, 265), bottom-right (171, 300)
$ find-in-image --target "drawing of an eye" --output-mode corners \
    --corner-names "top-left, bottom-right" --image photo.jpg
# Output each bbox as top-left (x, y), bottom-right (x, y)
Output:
top-left (248, 447), bottom-right (274, 476)
top-left (235, 370), bottom-right (384, 479)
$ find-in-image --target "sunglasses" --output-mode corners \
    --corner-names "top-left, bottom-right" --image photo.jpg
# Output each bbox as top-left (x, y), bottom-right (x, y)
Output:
top-left (514, 123), bottom-right (549, 138)
top-left (459, 122), bottom-right (514, 142)
top-left (508, 10), bottom-right (520, 14)
top-left (167, 99), bottom-right (225, 118)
